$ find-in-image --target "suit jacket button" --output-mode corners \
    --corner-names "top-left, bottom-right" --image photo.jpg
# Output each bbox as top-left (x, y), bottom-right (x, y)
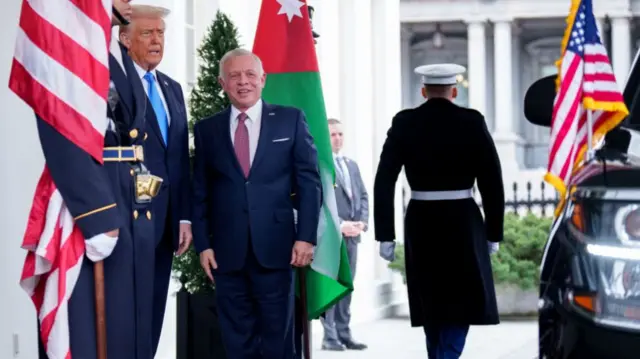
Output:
top-left (129, 129), bottom-right (138, 139)
top-left (245, 181), bottom-right (250, 185)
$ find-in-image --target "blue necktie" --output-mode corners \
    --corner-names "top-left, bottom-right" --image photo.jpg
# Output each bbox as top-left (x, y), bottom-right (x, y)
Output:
top-left (144, 72), bottom-right (168, 144)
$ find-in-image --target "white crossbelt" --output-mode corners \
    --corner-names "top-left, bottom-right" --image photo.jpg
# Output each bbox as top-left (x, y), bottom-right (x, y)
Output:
top-left (410, 188), bottom-right (473, 201)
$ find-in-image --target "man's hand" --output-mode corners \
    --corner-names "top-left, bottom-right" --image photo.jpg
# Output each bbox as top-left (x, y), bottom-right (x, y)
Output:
top-left (86, 231), bottom-right (119, 262)
top-left (291, 241), bottom-right (314, 267)
top-left (199, 249), bottom-right (218, 282)
top-left (379, 242), bottom-right (396, 262)
top-left (340, 221), bottom-right (359, 237)
top-left (176, 223), bottom-right (193, 256)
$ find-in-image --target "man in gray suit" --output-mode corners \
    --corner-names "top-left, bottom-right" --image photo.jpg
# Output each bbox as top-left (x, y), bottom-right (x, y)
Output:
top-left (321, 118), bottom-right (369, 351)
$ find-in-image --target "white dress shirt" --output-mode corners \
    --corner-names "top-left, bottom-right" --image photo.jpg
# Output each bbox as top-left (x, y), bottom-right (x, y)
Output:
top-left (230, 100), bottom-right (262, 165)
top-left (134, 62), bottom-right (171, 124)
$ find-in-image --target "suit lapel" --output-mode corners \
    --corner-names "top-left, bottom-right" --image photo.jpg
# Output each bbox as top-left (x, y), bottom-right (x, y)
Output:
top-left (108, 53), bottom-right (133, 118)
top-left (120, 44), bottom-right (147, 131)
top-left (346, 159), bottom-right (358, 202)
top-left (156, 71), bottom-right (182, 147)
top-left (335, 158), bottom-right (352, 203)
top-left (249, 100), bottom-right (273, 176)
top-left (220, 107), bottom-right (244, 176)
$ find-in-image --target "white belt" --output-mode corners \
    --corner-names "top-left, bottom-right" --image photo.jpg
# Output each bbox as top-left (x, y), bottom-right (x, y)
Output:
top-left (410, 189), bottom-right (473, 201)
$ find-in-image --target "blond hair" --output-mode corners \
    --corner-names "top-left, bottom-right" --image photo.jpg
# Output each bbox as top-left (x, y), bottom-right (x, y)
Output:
top-left (119, 5), bottom-right (170, 34)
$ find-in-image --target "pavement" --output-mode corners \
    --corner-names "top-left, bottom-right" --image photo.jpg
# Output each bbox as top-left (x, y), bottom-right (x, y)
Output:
top-left (312, 318), bottom-right (538, 359)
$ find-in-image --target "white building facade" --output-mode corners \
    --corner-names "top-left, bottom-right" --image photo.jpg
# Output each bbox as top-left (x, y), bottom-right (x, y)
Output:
top-left (1, 0), bottom-right (639, 357)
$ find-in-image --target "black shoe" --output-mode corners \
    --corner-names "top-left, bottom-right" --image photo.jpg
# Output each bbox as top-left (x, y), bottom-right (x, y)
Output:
top-left (341, 339), bottom-right (367, 350)
top-left (321, 342), bottom-right (346, 351)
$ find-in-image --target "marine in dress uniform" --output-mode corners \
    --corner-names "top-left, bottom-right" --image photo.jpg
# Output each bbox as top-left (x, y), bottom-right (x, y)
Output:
top-left (374, 64), bottom-right (505, 359)
top-left (37, 3), bottom-right (161, 358)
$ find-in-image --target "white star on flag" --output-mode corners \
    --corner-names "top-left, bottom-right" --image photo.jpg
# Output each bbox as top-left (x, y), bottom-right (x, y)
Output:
top-left (276, 0), bottom-right (304, 22)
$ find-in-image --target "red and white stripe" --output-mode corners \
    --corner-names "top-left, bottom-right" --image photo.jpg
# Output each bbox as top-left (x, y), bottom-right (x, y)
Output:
top-left (548, 43), bottom-right (622, 191)
top-left (9, 0), bottom-right (112, 162)
top-left (9, 1), bottom-right (113, 358)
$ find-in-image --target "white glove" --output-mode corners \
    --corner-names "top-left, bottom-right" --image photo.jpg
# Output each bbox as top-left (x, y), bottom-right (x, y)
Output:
top-left (379, 242), bottom-right (396, 262)
top-left (488, 241), bottom-right (499, 254)
top-left (85, 233), bottom-right (118, 262)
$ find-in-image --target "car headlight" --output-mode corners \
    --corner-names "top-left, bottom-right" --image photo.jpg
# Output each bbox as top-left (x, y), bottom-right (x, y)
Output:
top-left (614, 204), bottom-right (640, 245)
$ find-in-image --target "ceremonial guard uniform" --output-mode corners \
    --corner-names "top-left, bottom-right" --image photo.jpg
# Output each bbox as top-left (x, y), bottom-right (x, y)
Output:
top-left (374, 64), bottom-right (505, 358)
top-left (37, 38), bottom-right (161, 358)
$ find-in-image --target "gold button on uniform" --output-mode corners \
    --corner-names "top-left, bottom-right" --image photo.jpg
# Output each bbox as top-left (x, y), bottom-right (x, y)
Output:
top-left (144, 132), bottom-right (148, 140)
top-left (130, 169), bottom-right (135, 176)
top-left (146, 210), bottom-right (152, 220)
top-left (129, 129), bottom-right (138, 138)
top-left (133, 210), bottom-right (139, 219)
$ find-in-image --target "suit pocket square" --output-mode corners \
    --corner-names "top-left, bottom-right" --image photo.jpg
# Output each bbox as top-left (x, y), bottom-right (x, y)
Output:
top-left (272, 137), bottom-right (290, 142)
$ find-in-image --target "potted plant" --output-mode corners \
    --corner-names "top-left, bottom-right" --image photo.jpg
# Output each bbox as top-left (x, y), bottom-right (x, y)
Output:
top-left (171, 10), bottom-right (240, 359)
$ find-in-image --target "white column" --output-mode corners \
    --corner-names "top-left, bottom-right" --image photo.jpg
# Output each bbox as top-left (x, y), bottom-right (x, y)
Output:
top-left (0, 2), bottom-right (42, 358)
top-left (218, 0), bottom-right (260, 48)
top-left (401, 28), bottom-right (413, 108)
top-left (611, 15), bottom-right (632, 87)
top-left (372, 0), bottom-right (402, 292)
top-left (492, 18), bottom-right (519, 171)
top-left (339, 0), bottom-right (379, 324)
top-left (596, 17), bottom-right (606, 46)
top-left (465, 19), bottom-right (487, 115)
top-left (315, 0), bottom-right (341, 118)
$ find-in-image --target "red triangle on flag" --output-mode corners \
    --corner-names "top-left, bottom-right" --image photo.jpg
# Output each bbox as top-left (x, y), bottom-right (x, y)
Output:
top-left (253, 0), bottom-right (319, 74)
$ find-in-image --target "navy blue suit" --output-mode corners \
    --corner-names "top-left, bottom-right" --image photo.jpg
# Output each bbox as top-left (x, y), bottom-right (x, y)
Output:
top-left (192, 101), bottom-right (322, 359)
top-left (37, 42), bottom-right (156, 359)
top-left (134, 66), bottom-right (191, 353)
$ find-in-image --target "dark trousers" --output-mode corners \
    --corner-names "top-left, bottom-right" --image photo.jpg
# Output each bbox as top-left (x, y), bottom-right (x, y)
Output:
top-left (423, 324), bottom-right (469, 359)
top-left (294, 297), bottom-right (304, 359)
top-left (216, 246), bottom-right (295, 359)
top-left (151, 216), bottom-right (174, 355)
top-left (321, 237), bottom-right (358, 344)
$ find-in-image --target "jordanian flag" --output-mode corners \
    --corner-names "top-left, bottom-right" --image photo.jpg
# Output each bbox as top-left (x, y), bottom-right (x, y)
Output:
top-left (253, 0), bottom-right (353, 319)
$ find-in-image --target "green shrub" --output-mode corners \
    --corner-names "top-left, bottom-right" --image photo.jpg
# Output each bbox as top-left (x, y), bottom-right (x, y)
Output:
top-left (387, 213), bottom-right (552, 290)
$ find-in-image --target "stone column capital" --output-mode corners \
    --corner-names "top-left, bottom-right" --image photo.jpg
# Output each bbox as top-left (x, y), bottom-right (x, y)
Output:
top-left (606, 10), bottom-right (632, 20)
top-left (489, 15), bottom-right (514, 24)
top-left (462, 15), bottom-right (488, 25)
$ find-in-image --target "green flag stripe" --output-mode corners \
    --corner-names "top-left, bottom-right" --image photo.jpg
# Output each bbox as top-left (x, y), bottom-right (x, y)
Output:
top-left (262, 71), bottom-right (353, 319)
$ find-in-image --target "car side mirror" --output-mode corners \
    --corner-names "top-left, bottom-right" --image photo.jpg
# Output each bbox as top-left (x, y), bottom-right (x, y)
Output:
top-left (523, 74), bottom-right (557, 128)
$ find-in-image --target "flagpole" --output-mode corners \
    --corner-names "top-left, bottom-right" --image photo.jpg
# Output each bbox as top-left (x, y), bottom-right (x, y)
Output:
top-left (94, 261), bottom-right (107, 359)
top-left (299, 267), bottom-right (311, 359)
top-left (586, 109), bottom-right (595, 161)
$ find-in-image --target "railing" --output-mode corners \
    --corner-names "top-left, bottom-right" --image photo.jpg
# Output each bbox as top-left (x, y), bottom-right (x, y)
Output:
top-left (402, 181), bottom-right (560, 218)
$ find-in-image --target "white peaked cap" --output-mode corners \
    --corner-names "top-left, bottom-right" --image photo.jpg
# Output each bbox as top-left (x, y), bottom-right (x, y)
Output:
top-left (414, 63), bottom-right (466, 85)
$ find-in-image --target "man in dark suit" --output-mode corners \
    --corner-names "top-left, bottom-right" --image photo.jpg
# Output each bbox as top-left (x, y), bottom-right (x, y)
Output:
top-left (320, 118), bottom-right (368, 351)
top-left (192, 48), bottom-right (322, 359)
top-left (119, 5), bottom-right (193, 354)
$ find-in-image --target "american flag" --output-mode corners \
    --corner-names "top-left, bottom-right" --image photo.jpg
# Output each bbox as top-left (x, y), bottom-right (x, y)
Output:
top-left (546, 0), bottom-right (628, 213)
top-left (8, 1), bottom-right (113, 358)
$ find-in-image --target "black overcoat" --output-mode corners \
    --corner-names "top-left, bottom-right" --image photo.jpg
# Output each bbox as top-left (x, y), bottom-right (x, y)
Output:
top-left (373, 98), bottom-right (505, 326)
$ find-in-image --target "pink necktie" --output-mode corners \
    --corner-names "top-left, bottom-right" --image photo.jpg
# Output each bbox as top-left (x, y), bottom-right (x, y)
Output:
top-left (234, 112), bottom-right (250, 177)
